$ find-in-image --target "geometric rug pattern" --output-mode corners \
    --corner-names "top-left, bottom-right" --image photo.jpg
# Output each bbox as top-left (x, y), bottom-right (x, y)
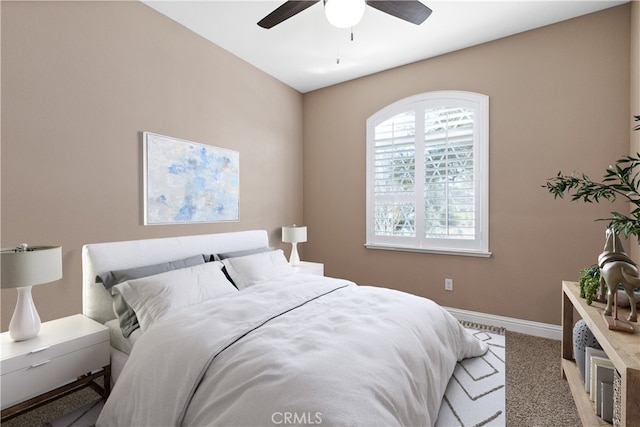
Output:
top-left (436, 325), bottom-right (506, 427)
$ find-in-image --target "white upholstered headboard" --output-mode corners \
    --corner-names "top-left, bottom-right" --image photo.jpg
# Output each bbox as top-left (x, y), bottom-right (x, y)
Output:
top-left (82, 230), bottom-right (269, 324)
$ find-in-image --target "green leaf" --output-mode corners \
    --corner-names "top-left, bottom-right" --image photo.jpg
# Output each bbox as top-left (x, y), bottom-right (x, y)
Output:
top-left (543, 140), bottom-right (640, 241)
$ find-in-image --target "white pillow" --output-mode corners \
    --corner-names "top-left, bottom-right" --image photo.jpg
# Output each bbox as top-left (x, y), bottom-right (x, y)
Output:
top-left (222, 249), bottom-right (294, 289)
top-left (112, 261), bottom-right (236, 332)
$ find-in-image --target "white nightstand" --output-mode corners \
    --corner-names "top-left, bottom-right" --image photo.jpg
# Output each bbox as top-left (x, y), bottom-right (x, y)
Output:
top-left (1, 314), bottom-right (110, 421)
top-left (292, 261), bottom-right (324, 276)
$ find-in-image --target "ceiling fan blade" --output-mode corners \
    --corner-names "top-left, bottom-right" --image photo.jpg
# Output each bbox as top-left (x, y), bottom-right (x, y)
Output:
top-left (258, 1), bottom-right (318, 29)
top-left (366, 0), bottom-right (432, 25)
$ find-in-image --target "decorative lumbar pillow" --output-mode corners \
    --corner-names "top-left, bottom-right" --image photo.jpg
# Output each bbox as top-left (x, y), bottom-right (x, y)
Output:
top-left (221, 249), bottom-right (294, 290)
top-left (97, 254), bottom-right (206, 290)
top-left (113, 261), bottom-right (237, 332)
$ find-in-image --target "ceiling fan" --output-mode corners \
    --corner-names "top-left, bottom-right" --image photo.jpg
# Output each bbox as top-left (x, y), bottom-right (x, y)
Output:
top-left (258, 0), bottom-right (433, 29)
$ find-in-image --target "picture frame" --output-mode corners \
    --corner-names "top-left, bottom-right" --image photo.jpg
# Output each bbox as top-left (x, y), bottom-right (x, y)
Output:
top-left (143, 132), bottom-right (239, 225)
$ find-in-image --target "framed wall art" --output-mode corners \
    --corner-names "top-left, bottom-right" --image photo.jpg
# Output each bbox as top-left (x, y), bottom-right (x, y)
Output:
top-left (143, 132), bottom-right (239, 225)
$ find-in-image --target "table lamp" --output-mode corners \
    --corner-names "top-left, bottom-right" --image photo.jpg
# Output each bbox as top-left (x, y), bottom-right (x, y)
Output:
top-left (282, 225), bottom-right (307, 266)
top-left (1, 244), bottom-right (62, 341)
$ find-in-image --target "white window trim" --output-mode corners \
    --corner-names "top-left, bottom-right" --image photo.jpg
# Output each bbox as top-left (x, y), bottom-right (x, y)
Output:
top-left (365, 90), bottom-right (491, 257)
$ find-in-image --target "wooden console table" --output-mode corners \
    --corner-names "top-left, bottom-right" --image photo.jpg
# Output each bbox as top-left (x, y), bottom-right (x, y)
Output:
top-left (562, 281), bottom-right (640, 427)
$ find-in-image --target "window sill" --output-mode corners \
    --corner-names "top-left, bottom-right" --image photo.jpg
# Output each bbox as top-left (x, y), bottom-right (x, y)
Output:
top-left (364, 244), bottom-right (492, 258)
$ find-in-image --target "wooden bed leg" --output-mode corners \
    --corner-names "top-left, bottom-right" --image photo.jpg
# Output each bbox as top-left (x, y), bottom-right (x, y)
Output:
top-left (103, 365), bottom-right (111, 399)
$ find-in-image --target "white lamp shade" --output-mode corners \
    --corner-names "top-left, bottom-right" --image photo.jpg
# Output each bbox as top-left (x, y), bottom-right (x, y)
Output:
top-left (1, 245), bottom-right (62, 288)
top-left (282, 226), bottom-right (307, 243)
top-left (324, 0), bottom-right (366, 28)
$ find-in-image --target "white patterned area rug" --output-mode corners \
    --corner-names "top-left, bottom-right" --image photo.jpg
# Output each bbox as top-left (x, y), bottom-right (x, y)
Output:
top-left (435, 322), bottom-right (506, 427)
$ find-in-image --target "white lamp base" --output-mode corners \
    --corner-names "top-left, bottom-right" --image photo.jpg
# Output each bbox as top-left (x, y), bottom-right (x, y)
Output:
top-left (289, 242), bottom-right (301, 267)
top-left (9, 286), bottom-right (41, 341)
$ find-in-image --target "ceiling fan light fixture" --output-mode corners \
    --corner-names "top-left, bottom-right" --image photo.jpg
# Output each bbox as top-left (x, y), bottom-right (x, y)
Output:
top-left (324, 0), bottom-right (366, 29)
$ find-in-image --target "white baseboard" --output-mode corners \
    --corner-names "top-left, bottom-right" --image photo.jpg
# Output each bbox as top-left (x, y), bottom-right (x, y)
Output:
top-left (444, 306), bottom-right (561, 340)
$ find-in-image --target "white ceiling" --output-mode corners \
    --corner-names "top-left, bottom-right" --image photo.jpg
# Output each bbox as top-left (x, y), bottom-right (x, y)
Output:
top-left (142, 0), bottom-right (627, 93)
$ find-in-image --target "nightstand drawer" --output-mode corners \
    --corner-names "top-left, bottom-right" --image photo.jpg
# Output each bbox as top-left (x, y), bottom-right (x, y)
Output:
top-left (0, 332), bottom-right (107, 375)
top-left (1, 314), bottom-right (109, 376)
top-left (1, 315), bottom-right (110, 413)
top-left (1, 340), bottom-right (109, 408)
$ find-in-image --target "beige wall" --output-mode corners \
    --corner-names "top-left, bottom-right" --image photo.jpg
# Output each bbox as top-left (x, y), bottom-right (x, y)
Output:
top-left (303, 5), bottom-right (632, 326)
top-left (1, 2), bottom-right (634, 331)
top-left (0, 1), bottom-right (304, 330)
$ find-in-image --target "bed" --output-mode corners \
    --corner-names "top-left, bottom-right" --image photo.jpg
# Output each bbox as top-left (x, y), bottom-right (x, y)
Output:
top-left (82, 230), bottom-right (487, 426)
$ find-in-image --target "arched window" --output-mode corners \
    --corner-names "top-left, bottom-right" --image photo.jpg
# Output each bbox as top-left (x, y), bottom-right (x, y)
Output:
top-left (366, 91), bottom-right (490, 256)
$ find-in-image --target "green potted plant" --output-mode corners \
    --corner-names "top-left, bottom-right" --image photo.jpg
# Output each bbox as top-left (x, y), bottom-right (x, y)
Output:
top-left (545, 116), bottom-right (640, 305)
top-left (578, 265), bottom-right (601, 305)
top-left (543, 115), bottom-right (640, 242)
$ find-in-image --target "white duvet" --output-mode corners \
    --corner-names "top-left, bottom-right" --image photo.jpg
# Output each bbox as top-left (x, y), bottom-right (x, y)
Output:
top-left (97, 275), bottom-right (487, 427)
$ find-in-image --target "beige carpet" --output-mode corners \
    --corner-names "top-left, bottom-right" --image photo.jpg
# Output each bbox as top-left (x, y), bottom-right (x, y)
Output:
top-left (3, 331), bottom-right (581, 427)
top-left (506, 331), bottom-right (581, 427)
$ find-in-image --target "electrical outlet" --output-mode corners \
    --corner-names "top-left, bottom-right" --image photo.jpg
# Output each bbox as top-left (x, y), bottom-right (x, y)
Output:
top-left (445, 278), bottom-right (453, 291)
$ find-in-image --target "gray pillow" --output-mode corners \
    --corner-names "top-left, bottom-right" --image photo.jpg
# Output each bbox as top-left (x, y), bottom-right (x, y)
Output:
top-left (214, 246), bottom-right (273, 261)
top-left (97, 254), bottom-right (206, 337)
top-left (97, 254), bottom-right (207, 290)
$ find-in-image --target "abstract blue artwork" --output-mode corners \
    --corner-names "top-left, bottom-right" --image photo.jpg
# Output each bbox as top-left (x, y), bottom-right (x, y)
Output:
top-left (143, 132), bottom-right (239, 224)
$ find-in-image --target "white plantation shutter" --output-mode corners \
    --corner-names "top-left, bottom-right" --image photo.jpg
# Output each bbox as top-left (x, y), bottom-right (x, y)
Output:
top-left (373, 111), bottom-right (416, 237)
top-left (423, 107), bottom-right (475, 239)
top-left (366, 91), bottom-right (490, 256)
